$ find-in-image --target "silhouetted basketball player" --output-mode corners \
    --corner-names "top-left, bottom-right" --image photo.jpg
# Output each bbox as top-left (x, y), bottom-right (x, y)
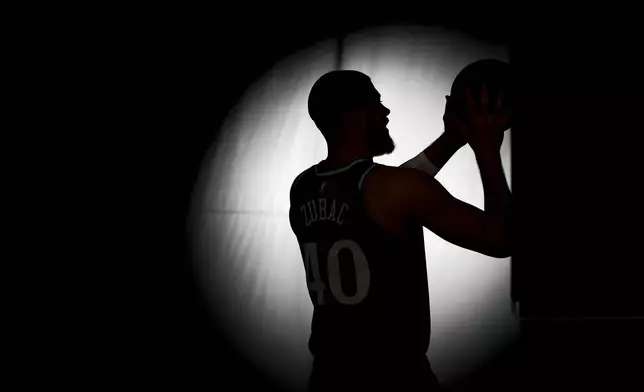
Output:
top-left (289, 62), bottom-right (511, 392)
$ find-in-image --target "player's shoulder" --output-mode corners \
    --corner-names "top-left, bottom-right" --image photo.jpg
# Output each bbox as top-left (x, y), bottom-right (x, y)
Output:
top-left (362, 164), bottom-right (438, 210)
top-left (290, 165), bottom-right (315, 199)
top-left (363, 164), bottom-right (427, 192)
top-left (361, 164), bottom-right (406, 201)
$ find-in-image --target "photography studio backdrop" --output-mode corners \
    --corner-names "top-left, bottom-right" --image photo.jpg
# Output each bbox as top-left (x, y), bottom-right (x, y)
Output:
top-left (190, 24), bottom-right (514, 391)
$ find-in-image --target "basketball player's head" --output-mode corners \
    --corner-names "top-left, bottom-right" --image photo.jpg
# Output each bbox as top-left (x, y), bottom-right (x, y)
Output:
top-left (448, 59), bottom-right (511, 131)
top-left (308, 70), bottom-right (394, 157)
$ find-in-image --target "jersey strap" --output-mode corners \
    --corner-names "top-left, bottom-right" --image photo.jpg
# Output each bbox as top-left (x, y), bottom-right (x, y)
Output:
top-left (314, 158), bottom-right (372, 177)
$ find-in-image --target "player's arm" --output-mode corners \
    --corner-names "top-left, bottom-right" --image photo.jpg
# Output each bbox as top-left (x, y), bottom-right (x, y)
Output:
top-left (388, 86), bottom-right (511, 258)
top-left (400, 96), bottom-right (466, 177)
top-left (399, 131), bottom-right (464, 176)
top-left (383, 164), bottom-right (511, 258)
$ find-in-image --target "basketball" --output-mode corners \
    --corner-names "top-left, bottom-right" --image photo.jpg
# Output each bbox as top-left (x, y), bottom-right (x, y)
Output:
top-left (450, 59), bottom-right (511, 126)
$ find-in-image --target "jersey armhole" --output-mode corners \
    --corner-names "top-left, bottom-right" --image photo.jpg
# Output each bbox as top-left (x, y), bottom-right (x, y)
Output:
top-left (290, 167), bottom-right (311, 200)
top-left (358, 163), bottom-right (379, 192)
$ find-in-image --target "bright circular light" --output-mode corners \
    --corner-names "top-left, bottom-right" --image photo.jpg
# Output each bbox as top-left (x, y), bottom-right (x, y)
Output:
top-left (190, 25), bottom-right (515, 391)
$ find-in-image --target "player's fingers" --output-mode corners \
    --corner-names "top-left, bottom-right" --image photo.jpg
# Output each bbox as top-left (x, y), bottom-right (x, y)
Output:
top-left (497, 112), bottom-right (510, 127)
top-left (452, 113), bottom-right (470, 138)
top-left (446, 110), bottom-right (460, 126)
top-left (443, 110), bottom-right (455, 125)
top-left (465, 87), bottom-right (475, 115)
top-left (494, 88), bottom-right (505, 112)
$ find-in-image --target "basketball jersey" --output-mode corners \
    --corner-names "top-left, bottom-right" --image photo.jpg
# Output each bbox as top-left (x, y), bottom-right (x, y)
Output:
top-left (289, 158), bottom-right (432, 365)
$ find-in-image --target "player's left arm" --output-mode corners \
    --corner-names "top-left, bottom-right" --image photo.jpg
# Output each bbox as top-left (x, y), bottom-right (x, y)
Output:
top-left (399, 95), bottom-right (466, 176)
top-left (400, 130), bottom-right (465, 176)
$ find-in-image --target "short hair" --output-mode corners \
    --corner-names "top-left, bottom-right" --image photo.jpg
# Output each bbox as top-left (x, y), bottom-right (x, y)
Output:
top-left (450, 59), bottom-right (511, 117)
top-left (308, 70), bottom-right (375, 142)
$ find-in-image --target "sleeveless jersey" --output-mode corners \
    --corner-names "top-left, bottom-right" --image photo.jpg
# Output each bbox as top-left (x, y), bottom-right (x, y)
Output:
top-left (289, 158), bottom-right (431, 366)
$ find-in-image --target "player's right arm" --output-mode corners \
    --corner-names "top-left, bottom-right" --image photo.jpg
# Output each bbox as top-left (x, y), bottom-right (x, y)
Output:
top-left (370, 164), bottom-right (511, 258)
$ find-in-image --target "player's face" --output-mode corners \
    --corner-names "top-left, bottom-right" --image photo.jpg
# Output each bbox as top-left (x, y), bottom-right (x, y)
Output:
top-left (362, 86), bottom-right (394, 157)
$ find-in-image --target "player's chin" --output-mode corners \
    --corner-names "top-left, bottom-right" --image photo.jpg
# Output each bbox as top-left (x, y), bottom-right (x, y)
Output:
top-left (371, 141), bottom-right (394, 157)
top-left (382, 136), bottom-right (396, 154)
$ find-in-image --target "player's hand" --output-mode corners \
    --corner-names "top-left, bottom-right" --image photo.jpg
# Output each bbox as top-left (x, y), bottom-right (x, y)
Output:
top-left (442, 96), bottom-right (467, 148)
top-left (452, 84), bottom-right (509, 151)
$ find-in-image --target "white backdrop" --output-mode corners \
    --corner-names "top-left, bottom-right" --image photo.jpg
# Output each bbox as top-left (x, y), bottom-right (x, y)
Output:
top-left (190, 25), bottom-right (515, 391)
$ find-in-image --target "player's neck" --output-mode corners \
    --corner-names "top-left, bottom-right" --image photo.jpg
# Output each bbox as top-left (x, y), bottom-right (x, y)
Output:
top-left (324, 149), bottom-right (371, 169)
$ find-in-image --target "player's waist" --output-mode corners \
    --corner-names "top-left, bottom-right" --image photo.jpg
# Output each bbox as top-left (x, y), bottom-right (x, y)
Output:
top-left (312, 348), bottom-right (429, 370)
top-left (310, 331), bottom-right (429, 357)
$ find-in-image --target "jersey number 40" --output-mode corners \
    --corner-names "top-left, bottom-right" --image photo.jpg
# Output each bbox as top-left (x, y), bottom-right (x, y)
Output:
top-left (301, 240), bottom-right (371, 306)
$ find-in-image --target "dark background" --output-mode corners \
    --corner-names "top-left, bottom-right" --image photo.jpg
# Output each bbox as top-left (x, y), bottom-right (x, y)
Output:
top-left (96, 7), bottom-right (643, 391)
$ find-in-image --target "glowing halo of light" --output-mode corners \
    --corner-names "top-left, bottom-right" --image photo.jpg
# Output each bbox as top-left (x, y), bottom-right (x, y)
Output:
top-left (189, 25), bottom-right (515, 391)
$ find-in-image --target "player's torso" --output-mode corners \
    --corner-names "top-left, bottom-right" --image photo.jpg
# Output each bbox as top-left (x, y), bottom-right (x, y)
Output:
top-left (289, 158), bottom-right (431, 359)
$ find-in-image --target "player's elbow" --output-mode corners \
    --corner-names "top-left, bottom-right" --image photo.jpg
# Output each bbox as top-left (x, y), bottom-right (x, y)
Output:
top-left (484, 227), bottom-right (512, 258)
top-left (487, 243), bottom-right (511, 258)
